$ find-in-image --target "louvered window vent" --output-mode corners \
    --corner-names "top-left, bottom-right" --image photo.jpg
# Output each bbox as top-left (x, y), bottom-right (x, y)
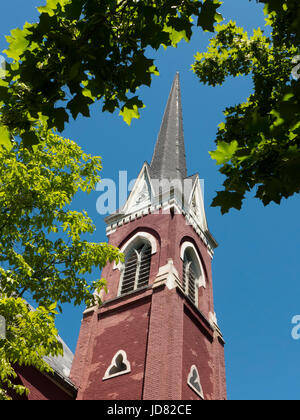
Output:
top-left (120, 243), bottom-right (152, 295)
top-left (183, 256), bottom-right (197, 304)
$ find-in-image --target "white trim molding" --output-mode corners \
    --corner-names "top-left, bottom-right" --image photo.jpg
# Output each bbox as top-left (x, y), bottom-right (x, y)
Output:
top-left (153, 259), bottom-right (181, 290)
top-left (103, 350), bottom-right (131, 381)
top-left (180, 241), bottom-right (206, 289)
top-left (114, 231), bottom-right (157, 270)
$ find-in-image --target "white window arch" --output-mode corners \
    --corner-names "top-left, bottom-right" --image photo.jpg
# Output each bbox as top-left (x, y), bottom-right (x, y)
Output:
top-left (114, 232), bottom-right (157, 270)
top-left (180, 241), bottom-right (206, 306)
top-left (103, 350), bottom-right (131, 380)
top-left (117, 233), bottom-right (156, 296)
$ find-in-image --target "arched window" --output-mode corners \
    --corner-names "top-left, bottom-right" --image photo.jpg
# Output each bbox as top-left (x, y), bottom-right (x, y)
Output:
top-left (181, 242), bottom-right (205, 306)
top-left (120, 242), bottom-right (152, 295)
top-left (183, 253), bottom-right (198, 304)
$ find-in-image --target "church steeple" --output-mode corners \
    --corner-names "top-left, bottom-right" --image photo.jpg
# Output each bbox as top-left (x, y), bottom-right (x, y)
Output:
top-left (150, 73), bottom-right (187, 180)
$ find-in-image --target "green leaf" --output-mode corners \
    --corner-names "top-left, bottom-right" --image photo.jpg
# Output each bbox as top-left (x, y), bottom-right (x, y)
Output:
top-left (3, 23), bottom-right (32, 61)
top-left (37, 0), bottom-right (71, 17)
top-left (22, 131), bottom-right (39, 147)
top-left (163, 19), bottom-right (191, 47)
top-left (119, 105), bottom-right (142, 126)
top-left (0, 126), bottom-right (12, 150)
top-left (67, 94), bottom-right (93, 120)
top-left (49, 108), bottom-right (69, 132)
top-left (210, 140), bottom-right (239, 165)
top-left (211, 190), bottom-right (244, 214)
top-left (198, 0), bottom-right (223, 32)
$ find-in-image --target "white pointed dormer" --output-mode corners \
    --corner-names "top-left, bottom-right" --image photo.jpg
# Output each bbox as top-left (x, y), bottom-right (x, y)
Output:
top-left (187, 175), bottom-right (208, 233)
top-left (122, 163), bottom-right (155, 215)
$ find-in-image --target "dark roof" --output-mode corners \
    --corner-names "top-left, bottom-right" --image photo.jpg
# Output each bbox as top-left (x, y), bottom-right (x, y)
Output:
top-left (27, 303), bottom-right (76, 391)
top-left (43, 336), bottom-right (77, 397)
top-left (43, 337), bottom-right (74, 383)
top-left (150, 73), bottom-right (187, 181)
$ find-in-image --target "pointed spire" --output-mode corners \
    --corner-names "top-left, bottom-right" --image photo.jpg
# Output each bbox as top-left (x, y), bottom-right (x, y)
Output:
top-left (150, 73), bottom-right (187, 180)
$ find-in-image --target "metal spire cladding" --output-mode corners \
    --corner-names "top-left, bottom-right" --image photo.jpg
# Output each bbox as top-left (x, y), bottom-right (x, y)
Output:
top-left (150, 73), bottom-right (187, 181)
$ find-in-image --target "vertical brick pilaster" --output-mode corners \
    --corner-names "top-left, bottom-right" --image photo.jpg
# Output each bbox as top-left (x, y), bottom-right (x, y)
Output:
top-left (70, 309), bottom-right (97, 396)
top-left (143, 287), bottom-right (184, 400)
top-left (212, 331), bottom-right (227, 400)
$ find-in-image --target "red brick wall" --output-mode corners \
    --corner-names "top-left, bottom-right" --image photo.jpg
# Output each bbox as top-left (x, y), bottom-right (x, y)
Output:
top-left (182, 307), bottom-right (214, 400)
top-left (76, 296), bottom-right (151, 400)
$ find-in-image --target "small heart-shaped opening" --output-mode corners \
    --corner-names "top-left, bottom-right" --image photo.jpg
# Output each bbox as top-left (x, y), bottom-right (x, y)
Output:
top-left (108, 353), bottom-right (127, 375)
top-left (187, 365), bottom-right (204, 398)
top-left (190, 368), bottom-right (201, 393)
top-left (103, 350), bottom-right (131, 380)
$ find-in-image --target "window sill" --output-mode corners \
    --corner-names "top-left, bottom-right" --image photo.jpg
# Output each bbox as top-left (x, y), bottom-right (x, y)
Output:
top-left (102, 369), bottom-right (131, 381)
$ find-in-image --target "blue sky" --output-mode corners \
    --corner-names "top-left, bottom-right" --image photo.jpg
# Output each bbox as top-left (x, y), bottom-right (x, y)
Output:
top-left (1, 0), bottom-right (300, 400)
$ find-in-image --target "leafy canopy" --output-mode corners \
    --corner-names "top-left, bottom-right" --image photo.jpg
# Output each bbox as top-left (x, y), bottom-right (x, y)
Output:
top-left (0, 0), bottom-right (222, 148)
top-left (192, 0), bottom-right (300, 213)
top-left (0, 133), bottom-right (123, 399)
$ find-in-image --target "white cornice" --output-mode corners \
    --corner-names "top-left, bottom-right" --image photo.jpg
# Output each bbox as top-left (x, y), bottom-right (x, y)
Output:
top-left (106, 198), bottom-right (216, 259)
top-left (105, 167), bottom-right (217, 257)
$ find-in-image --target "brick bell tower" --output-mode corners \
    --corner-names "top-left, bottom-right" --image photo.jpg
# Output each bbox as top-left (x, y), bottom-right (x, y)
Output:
top-left (71, 73), bottom-right (227, 400)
